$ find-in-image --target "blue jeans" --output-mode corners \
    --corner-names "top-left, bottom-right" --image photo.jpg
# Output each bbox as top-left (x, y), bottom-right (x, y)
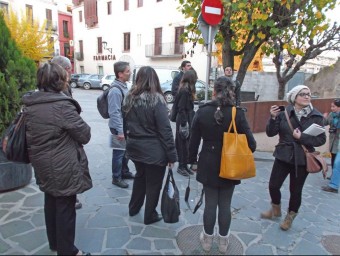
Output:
top-left (329, 152), bottom-right (340, 189)
top-left (112, 149), bottom-right (125, 179)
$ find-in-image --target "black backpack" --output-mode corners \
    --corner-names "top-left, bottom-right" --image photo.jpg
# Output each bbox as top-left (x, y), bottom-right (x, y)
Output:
top-left (97, 85), bottom-right (124, 119)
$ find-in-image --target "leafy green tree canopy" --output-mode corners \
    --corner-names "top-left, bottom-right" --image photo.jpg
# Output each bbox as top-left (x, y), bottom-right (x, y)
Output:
top-left (0, 11), bottom-right (36, 136)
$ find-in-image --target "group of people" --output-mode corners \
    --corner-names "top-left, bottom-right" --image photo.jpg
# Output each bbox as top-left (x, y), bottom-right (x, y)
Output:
top-left (22, 56), bottom-right (338, 255)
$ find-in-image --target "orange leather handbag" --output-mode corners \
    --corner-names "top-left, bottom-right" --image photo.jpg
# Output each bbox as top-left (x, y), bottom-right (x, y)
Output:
top-left (219, 107), bottom-right (256, 180)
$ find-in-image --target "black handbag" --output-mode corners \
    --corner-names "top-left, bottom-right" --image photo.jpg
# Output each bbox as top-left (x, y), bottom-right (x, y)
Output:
top-left (2, 110), bottom-right (30, 163)
top-left (161, 167), bottom-right (180, 223)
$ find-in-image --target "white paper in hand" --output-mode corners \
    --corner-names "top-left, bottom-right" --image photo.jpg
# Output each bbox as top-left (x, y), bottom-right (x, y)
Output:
top-left (303, 123), bottom-right (325, 136)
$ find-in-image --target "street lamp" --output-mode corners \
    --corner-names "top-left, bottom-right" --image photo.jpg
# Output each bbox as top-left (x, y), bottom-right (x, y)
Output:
top-left (102, 41), bottom-right (112, 53)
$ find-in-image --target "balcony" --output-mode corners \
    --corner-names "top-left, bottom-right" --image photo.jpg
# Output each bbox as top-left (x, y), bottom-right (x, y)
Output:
top-left (45, 20), bottom-right (57, 31)
top-left (145, 43), bottom-right (184, 58)
top-left (75, 52), bottom-right (84, 61)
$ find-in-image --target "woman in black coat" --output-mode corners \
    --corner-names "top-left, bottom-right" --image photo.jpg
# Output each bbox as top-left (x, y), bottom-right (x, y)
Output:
top-left (175, 69), bottom-right (197, 176)
top-left (261, 85), bottom-right (326, 231)
top-left (123, 66), bottom-right (177, 225)
top-left (189, 76), bottom-right (256, 253)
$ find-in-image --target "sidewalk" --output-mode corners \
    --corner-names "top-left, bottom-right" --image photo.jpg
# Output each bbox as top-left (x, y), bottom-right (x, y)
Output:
top-left (0, 89), bottom-right (337, 255)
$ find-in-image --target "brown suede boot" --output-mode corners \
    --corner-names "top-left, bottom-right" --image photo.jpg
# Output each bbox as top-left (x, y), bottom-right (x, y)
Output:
top-left (280, 211), bottom-right (297, 231)
top-left (260, 203), bottom-right (282, 219)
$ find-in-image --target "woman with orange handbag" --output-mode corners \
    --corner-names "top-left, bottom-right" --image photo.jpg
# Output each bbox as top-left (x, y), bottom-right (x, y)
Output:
top-left (188, 76), bottom-right (256, 253)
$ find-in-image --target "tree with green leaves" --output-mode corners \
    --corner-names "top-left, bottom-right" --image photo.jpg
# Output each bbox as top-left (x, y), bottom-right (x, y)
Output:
top-left (0, 11), bottom-right (36, 137)
top-left (178, 0), bottom-right (339, 100)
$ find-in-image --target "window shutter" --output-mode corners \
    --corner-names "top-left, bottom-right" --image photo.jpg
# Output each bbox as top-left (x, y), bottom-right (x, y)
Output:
top-left (84, 0), bottom-right (98, 27)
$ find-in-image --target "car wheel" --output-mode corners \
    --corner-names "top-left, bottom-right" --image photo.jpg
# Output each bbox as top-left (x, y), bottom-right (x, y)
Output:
top-left (164, 92), bottom-right (174, 103)
top-left (83, 82), bottom-right (91, 90)
top-left (70, 81), bottom-right (77, 88)
top-left (102, 84), bottom-right (110, 91)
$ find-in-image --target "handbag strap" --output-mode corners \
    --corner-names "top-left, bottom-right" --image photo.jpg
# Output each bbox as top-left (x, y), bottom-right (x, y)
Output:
top-left (227, 106), bottom-right (237, 133)
top-left (284, 109), bottom-right (308, 153)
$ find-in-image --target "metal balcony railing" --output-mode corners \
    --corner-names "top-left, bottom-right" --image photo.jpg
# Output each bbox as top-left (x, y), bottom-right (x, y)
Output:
top-left (145, 42), bottom-right (184, 58)
top-left (45, 20), bottom-right (57, 31)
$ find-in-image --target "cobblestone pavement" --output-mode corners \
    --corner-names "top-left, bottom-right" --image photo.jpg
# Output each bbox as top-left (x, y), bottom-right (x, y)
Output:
top-left (0, 89), bottom-right (338, 255)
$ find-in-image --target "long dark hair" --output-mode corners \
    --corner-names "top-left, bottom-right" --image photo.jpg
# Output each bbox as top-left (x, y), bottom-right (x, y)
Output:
top-left (179, 69), bottom-right (197, 100)
top-left (123, 66), bottom-right (165, 112)
top-left (213, 76), bottom-right (236, 125)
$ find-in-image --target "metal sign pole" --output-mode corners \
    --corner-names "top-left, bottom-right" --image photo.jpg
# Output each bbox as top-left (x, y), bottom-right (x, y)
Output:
top-left (205, 25), bottom-right (212, 103)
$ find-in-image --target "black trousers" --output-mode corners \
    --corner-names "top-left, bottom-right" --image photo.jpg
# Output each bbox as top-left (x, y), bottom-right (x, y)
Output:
top-left (129, 161), bottom-right (166, 223)
top-left (175, 122), bottom-right (189, 166)
top-left (269, 159), bottom-right (309, 213)
top-left (44, 193), bottom-right (78, 255)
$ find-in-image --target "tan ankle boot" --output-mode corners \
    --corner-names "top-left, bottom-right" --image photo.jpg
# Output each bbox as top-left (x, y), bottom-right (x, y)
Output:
top-left (260, 203), bottom-right (281, 219)
top-left (199, 229), bottom-right (213, 252)
top-left (218, 234), bottom-right (229, 254)
top-left (280, 211), bottom-right (297, 231)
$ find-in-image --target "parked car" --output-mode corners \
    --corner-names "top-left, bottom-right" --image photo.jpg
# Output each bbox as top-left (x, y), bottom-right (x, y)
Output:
top-left (100, 74), bottom-right (133, 91)
top-left (132, 67), bottom-right (179, 85)
top-left (100, 74), bottom-right (116, 91)
top-left (70, 73), bottom-right (90, 88)
top-left (77, 74), bottom-right (104, 90)
top-left (161, 79), bottom-right (212, 103)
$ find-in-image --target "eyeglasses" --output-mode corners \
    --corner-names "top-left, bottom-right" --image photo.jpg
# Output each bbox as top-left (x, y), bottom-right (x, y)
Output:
top-left (297, 93), bottom-right (311, 98)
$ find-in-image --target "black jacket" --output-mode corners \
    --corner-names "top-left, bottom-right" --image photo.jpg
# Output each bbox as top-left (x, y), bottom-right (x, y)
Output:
top-left (123, 92), bottom-right (177, 166)
top-left (189, 101), bottom-right (256, 187)
top-left (266, 104), bottom-right (326, 165)
top-left (22, 91), bottom-right (92, 196)
top-left (176, 87), bottom-right (195, 127)
top-left (171, 71), bottom-right (183, 97)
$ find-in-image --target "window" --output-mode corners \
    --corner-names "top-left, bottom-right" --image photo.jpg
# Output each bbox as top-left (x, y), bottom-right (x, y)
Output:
top-left (50, 37), bottom-right (55, 54)
top-left (107, 1), bottom-right (112, 15)
top-left (123, 33), bottom-right (130, 52)
top-left (79, 40), bottom-right (84, 59)
top-left (63, 20), bottom-right (69, 38)
top-left (64, 43), bottom-right (70, 59)
top-left (46, 9), bottom-right (52, 28)
top-left (137, 0), bottom-right (143, 7)
top-left (124, 0), bottom-right (129, 11)
top-left (174, 26), bottom-right (184, 54)
top-left (79, 11), bottom-right (82, 22)
top-left (98, 66), bottom-right (104, 75)
top-left (154, 28), bottom-right (162, 55)
top-left (0, 2), bottom-right (8, 14)
top-left (26, 4), bottom-right (33, 23)
top-left (84, 0), bottom-right (98, 27)
top-left (80, 66), bottom-right (84, 73)
top-left (97, 37), bottom-right (103, 54)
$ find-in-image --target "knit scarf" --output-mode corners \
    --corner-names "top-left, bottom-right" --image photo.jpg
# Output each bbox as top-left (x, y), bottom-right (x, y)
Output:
top-left (294, 104), bottom-right (313, 121)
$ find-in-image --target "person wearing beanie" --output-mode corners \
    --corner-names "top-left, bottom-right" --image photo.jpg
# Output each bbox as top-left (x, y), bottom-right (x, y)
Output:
top-left (321, 98), bottom-right (340, 192)
top-left (260, 85), bottom-right (326, 231)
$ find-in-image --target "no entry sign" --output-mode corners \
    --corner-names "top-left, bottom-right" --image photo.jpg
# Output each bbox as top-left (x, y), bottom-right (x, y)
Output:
top-left (201, 0), bottom-right (224, 26)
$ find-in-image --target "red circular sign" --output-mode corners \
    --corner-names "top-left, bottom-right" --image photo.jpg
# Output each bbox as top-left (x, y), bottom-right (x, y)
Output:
top-left (201, 0), bottom-right (224, 26)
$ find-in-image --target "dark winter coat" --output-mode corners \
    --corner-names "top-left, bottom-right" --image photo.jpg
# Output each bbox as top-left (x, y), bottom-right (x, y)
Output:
top-left (189, 101), bottom-right (256, 187)
top-left (22, 91), bottom-right (92, 197)
top-left (266, 104), bottom-right (326, 166)
top-left (171, 71), bottom-right (183, 97)
top-left (123, 92), bottom-right (177, 166)
top-left (176, 87), bottom-right (195, 127)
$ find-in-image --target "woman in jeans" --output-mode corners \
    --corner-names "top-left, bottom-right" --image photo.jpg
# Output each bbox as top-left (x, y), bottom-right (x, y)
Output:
top-left (22, 63), bottom-right (92, 255)
top-left (261, 85), bottom-right (326, 230)
top-left (123, 66), bottom-right (177, 225)
top-left (189, 76), bottom-right (256, 253)
top-left (322, 98), bottom-right (340, 192)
